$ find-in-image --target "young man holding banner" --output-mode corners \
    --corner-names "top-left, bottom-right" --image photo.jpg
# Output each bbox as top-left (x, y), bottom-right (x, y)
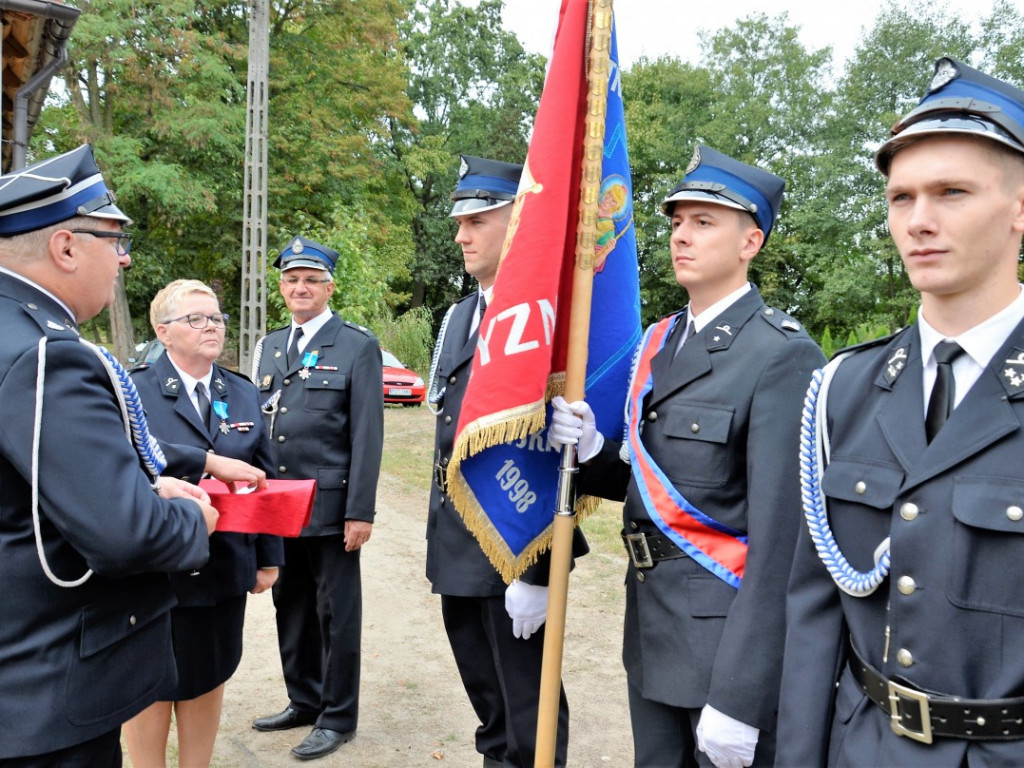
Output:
top-left (425, 155), bottom-right (585, 768)
top-left (551, 147), bottom-right (824, 767)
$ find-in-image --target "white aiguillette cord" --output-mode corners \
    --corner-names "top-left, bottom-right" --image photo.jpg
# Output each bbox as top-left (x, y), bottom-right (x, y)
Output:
top-left (31, 337), bottom-right (167, 587)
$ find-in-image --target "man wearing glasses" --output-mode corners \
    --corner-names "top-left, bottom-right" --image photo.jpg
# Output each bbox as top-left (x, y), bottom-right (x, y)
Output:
top-left (251, 236), bottom-right (384, 761)
top-left (0, 145), bottom-right (217, 765)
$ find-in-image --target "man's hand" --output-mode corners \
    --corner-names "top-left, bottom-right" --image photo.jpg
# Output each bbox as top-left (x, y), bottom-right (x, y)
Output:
top-left (696, 704), bottom-right (759, 768)
top-left (157, 476), bottom-right (219, 534)
top-left (251, 567), bottom-right (279, 594)
top-left (204, 454), bottom-right (268, 493)
top-left (344, 520), bottom-right (372, 552)
top-left (504, 580), bottom-right (548, 640)
top-left (549, 396), bottom-right (603, 462)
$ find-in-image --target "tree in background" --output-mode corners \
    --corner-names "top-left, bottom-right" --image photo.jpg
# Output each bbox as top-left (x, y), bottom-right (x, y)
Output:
top-left (387, 0), bottom-right (544, 322)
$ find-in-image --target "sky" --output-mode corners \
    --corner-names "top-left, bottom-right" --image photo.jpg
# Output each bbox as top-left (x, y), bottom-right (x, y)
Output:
top-left (494, 0), bottom-right (1003, 71)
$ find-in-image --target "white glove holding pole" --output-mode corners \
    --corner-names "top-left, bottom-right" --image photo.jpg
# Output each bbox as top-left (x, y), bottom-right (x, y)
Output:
top-left (504, 580), bottom-right (548, 640)
top-left (548, 396), bottom-right (603, 463)
top-left (696, 704), bottom-right (759, 768)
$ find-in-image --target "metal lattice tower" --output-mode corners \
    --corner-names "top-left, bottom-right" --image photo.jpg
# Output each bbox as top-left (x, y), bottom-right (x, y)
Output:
top-left (239, 0), bottom-right (269, 375)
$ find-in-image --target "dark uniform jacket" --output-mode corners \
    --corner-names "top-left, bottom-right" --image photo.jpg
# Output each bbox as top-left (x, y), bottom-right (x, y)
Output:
top-left (582, 287), bottom-right (824, 732)
top-left (778, 319), bottom-right (1024, 766)
top-left (255, 314), bottom-right (383, 534)
top-left (132, 355), bottom-right (284, 604)
top-left (426, 294), bottom-right (587, 598)
top-left (0, 274), bottom-right (209, 758)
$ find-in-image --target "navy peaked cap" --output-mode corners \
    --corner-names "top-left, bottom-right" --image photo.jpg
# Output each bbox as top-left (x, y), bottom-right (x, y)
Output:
top-left (876, 57), bottom-right (1024, 174)
top-left (449, 154), bottom-right (523, 217)
top-left (661, 145), bottom-right (785, 243)
top-left (0, 144), bottom-right (131, 235)
top-left (273, 236), bottom-right (339, 273)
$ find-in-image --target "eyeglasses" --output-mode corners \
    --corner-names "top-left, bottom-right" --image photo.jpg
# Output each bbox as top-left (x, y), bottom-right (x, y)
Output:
top-left (69, 229), bottom-right (132, 255)
top-left (281, 276), bottom-right (332, 288)
top-left (163, 313), bottom-right (230, 329)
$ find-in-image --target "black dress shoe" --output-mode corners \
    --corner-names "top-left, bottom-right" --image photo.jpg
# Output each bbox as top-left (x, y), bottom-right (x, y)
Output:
top-left (252, 706), bottom-right (318, 732)
top-left (290, 727), bottom-right (355, 760)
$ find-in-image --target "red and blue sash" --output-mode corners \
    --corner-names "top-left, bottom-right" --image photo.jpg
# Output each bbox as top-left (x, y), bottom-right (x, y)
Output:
top-left (626, 315), bottom-right (747, 588)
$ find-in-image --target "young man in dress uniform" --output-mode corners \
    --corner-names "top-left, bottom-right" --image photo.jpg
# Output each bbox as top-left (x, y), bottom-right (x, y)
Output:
top-left (0, 144), bottom-right (217, 766)
top-left (251, 237), bottom-right (384, 761)
top-left (777, 59), bottom-right (1024, 766)
top-left (426, 155), bottom-right (585, 768)
top-left (550, 146), bottom-right (825, 767)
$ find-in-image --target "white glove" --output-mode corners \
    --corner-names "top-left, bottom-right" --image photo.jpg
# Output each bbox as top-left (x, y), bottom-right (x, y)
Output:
top-left (548, 396), bottom-right (604, 462)
top-left (696, 704), bottom-right (759, 768)
top-left (504, 580), bottom-right (548, 640)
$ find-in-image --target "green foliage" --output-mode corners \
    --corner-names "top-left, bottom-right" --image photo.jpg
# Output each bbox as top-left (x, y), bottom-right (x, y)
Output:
top-left (373, 305), bottom-right (434, 374)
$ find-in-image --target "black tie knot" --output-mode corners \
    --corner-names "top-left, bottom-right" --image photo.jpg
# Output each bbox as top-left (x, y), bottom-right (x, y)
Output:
top-left (933, 340), bottom-right (964, 366)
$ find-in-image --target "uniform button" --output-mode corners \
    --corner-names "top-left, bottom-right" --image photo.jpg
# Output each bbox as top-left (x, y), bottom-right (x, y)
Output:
top-left (277, 435), bottom-right (286, 443)
top-left (322, 379), bottom-right (329, 385)
top-left (900, 502), bottom-right (919, 521)
top-left (897, 575), bottom-right (916, 595)
top-left (182, 476), bottom-right (191, 482)
top-left (442, 457), bottom-right (449, 466)
top-left (280, 406), bottom-right (288, 414)
top-left (636, 572), bottom-right (645, 583)
top-left (283, 378), bottom-right (291, 385)
top-left (764, 308), bottom-right (775, 316)
top-left (647, 411), bottom-right (657, 422)
top-left (1007, 505), bottom-right (1023, 522)
top-left (444, 415), bottom-right (452, 424)
top-left (278, 466), bottom-right (287, 473)
top-left (630, 521), bottom-right (638, 530)
top-left (855, 481), bottom-right (866, 495)
top-left (206, 448), bottom-right (215, 454)
top-left (896, 648), bottom-right (914, 667)
top-left (27, 303), bottom-right (38, 310)
top-left (690, 423), bottom-right (700, 433)
top-left (449, 375), bottom-right (457, 385)
top-left (129, 615), bottom-right (137, 626)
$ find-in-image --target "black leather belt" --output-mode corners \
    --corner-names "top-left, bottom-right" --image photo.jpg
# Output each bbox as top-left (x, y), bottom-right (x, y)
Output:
top-left (621, 530), bottom-right (687, 569)
top-left (850, 643), bottom-right (1024, 743)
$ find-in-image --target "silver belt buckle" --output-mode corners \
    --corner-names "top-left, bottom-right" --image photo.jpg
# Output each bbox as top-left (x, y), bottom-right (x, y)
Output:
top-left (888, 678), bottom-right (934, 744)
top-left (624, 532), bottom-right (654, 569)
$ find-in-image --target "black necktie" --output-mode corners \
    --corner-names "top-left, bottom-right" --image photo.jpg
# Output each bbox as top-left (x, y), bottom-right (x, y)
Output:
top-left (673, 319), bottom-right (696, 360)
top-left (195, 381), bottom-right (212, 429)
top-left (478, 293), bottom-right (488, 323)
top-left (287, 326), bottom-right (304, 367)
top-left (925, 340), bottom-right (965, 442)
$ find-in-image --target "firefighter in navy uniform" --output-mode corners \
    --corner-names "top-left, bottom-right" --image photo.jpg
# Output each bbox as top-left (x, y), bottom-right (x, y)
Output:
top-left (426, 155), bottom-right (586, 768)
top-left (0, 145), bottom-right (216, 766)
top-left (776, 58), bottom-right (1024, 766)
top-left (251, 236), bottom-right (384, 762)
top-left (550, 147), bottom-right (824, 767)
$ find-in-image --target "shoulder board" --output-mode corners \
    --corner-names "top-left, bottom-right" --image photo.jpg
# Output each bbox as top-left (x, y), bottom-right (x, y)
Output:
top-left (830, 327), bottom-right (906, 361)
top-left (455, 293), bottom-right (477, 307)
top-left (757, 306), bottom-right (807, 335)
top-left (265, 323), bottom-right (289, 335)
top-left (128, 362), bottom-right (152, 374)
top-left (343, 319), bottom-right (374, 337)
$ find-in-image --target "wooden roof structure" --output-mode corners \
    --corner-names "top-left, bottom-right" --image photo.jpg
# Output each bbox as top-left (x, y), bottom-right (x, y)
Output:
top-left (1, 0), bottom-right (79, 173)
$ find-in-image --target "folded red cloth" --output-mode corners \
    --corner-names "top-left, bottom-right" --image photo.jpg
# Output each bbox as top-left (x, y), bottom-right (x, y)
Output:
top-left (199, 478), bottom-right (316, 537)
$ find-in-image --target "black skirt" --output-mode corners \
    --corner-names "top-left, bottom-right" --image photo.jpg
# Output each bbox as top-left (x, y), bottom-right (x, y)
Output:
top-left (166, 593), bottom-right (247, 700)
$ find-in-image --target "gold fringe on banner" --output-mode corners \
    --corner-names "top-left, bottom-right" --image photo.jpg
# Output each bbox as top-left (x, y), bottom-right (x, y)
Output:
top-left (445, 372), bottom-right (598, 583)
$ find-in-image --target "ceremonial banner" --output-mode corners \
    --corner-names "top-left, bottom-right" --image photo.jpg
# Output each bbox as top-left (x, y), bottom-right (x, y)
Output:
top-left (447, 0), bottom-right (641, 582)
top-left (200, 478), bottom-right (316, 537)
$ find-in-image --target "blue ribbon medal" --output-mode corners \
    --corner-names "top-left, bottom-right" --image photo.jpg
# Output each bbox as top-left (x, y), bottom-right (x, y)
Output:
top-left (298, 350), bottom-right (319, 380)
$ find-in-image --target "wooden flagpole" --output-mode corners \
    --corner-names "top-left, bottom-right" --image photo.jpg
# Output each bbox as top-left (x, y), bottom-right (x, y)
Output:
top-left (534, 1), bottom-right (613, 764)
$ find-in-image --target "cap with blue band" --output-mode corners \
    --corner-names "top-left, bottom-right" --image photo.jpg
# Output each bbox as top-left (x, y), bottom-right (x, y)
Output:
top-left (449, 154), bottom-right (523, 217)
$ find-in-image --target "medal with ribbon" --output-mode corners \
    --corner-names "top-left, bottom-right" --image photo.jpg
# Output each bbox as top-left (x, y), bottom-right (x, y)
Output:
top-left (298, 350), bottom-right (319, 380)
top-left (213, 400), bottom-right (230, 434)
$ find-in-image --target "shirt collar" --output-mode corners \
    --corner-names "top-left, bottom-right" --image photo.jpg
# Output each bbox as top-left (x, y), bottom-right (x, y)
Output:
top-left (292, 307), bottom-right (334, 344)
top-left (167, 356), bottom-right (213, 396)
top-left (688, 282), bottom-right (752, 332)
top-left (918, 285), bottom-right (1024, 369)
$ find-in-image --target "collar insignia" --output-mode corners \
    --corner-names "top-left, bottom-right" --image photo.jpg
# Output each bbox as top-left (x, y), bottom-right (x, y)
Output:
top-left (881, 346), bottom-right (909, 385)
top-left (1002, 350), bottom-right (1024, 395)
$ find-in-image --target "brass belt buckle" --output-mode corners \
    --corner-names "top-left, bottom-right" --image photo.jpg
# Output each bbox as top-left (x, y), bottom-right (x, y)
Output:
top-left (434, 462), bottom-right (448, 493)
top-left (888, 679), bottom-right (934, 744)
top-left (624, 532), bottom-right (654, 569)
